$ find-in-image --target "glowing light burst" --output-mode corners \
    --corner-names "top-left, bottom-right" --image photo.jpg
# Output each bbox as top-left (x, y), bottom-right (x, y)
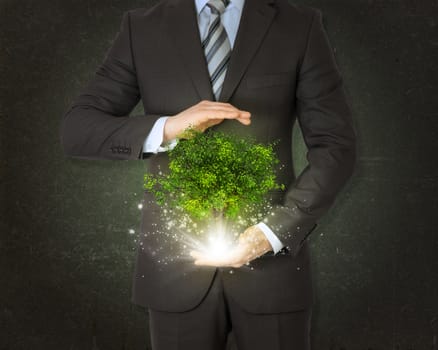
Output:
top-left (200, 220), bottom-right (235, 259)
top-left (205, 235), bottom-right (231, 258)
top-left (131, 199), bottom-right (276, 265)
top-left (168, 217), bottom-right (238, 261)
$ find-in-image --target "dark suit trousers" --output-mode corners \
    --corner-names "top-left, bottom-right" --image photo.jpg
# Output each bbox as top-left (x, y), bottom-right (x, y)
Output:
top-left (147, 268), bottom-right (312, 350)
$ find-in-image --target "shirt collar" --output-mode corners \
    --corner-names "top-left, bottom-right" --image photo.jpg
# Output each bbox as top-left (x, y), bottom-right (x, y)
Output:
top-left (195, 0), bottom-right (245, 15)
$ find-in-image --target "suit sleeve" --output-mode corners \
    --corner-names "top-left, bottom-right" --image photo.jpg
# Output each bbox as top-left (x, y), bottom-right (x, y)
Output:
top-left (60, 11), bottom-right (162, 160)
top-left (262, 9), bottom-right (357, 257)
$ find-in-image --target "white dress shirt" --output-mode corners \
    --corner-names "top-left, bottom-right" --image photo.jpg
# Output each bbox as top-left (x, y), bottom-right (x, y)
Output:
top-left (142, 0), bottom-right (284, 254)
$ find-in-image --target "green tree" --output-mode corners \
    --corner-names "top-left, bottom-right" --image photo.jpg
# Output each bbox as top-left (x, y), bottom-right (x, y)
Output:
top-left (144, 129), bottom-right (284, 232)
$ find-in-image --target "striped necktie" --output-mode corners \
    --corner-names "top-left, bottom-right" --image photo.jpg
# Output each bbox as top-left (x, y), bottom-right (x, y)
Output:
top-left (201, 0), bottom-right (231, 101)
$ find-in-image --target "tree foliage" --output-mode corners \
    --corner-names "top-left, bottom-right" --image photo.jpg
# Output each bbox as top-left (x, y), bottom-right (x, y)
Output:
top-left (144, 129), bottom-right (284, 223)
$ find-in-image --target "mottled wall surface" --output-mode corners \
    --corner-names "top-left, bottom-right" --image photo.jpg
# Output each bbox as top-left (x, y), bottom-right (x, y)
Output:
top-left (1, 0), bottom-right (437, 349)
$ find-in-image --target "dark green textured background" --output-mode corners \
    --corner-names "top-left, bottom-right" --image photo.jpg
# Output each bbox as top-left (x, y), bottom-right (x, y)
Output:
top-left (1, 0), bottom-right (437, 349)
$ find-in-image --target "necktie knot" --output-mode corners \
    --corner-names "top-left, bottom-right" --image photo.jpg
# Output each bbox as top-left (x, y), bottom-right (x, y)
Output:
top-left (206, 0), bottom-right (229, 15)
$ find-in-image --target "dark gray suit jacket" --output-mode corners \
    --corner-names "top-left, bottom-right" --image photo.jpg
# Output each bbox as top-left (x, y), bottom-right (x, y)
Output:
top-left (60, 0), bottom-right (356, 313)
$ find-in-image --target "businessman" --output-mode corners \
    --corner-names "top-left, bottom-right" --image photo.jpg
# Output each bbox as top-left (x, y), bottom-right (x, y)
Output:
top-left (60, 0), bottom-right (356, 348)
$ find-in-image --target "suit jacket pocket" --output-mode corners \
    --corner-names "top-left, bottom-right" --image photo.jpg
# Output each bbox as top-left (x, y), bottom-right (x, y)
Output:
top-left (246, 73), bottom-right (291, 89)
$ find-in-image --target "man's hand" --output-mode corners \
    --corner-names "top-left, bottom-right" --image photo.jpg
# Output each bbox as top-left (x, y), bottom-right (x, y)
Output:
top-left (163, 100), bottom-right (251, 142)
top-left (190, 225), bottom-right (273, 268)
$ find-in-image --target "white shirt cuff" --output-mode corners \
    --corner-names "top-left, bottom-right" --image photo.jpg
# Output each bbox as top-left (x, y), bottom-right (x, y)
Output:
top-left (256, 222), bottom-right (285, 254)
top-left (143, 116), bottom-right (178, 153)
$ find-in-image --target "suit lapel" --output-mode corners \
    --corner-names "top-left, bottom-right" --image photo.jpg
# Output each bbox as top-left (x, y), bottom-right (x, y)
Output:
top-left (165, 0), bottom-right (277, 102)
top-left (165, 0), bottom-right (214, 101)
top-left (219, 0), bottom-right (276, 102)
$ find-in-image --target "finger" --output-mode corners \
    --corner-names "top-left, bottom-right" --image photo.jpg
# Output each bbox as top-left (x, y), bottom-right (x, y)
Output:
top-left (222, 252), bottom-right (246, 266)
top-left (204, 115), bottom-right (251, 127)
top-left (199, 100), bottom-right (244, 111)
top-left (191, 251), bottom-right (227, 266)
top-left (195, 258), bottom-right (227, 266)
top-left (196, 261), bottom-right (225, 266)
top-left (204, 111), bottom-right (251, 122)
top-left (196, 253), bottom-right (238, 266)
top-left (194, 259), bottom-right (215, 266)
top-left (200, 104), bottom-right (251, 118)
top-left (236, 117), bottom-right (251, 125)
top-left (190, 250), bottom-right (205, 260)
top-left (231, 263), bottom-right (243, 268)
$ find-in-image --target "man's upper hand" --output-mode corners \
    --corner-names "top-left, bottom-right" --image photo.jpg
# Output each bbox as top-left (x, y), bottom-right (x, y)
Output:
top-left (163, 100), bottom-right (251, 142)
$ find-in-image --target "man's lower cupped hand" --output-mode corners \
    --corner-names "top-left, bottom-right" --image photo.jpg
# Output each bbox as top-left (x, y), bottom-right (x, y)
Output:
top-left (190, 225), bottom-right (273, 268)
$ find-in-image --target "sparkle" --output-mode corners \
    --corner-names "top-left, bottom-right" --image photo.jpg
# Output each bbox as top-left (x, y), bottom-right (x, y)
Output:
top-left (138, 203), bottom-right (143, 209)
top-left (128, 229), bottom-right (135, 234)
